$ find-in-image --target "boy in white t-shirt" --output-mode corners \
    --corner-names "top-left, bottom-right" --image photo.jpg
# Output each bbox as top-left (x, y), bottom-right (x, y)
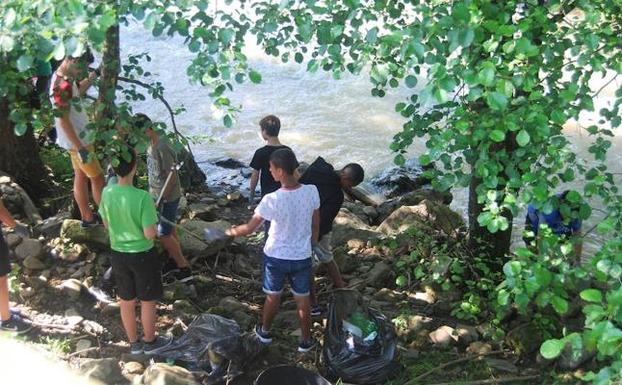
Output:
top-left (226, 148), bottom-right (320, 353)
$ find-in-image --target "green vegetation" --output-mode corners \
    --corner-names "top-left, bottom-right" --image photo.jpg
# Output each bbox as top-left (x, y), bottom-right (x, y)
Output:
top-left (1, 0), bottom-right (621, 383)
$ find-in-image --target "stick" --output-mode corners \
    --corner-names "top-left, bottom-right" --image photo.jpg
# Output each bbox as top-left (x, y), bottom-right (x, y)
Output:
top-left (427, 374), bottom-right (540, 385)
top-left (405, 351), bottom-right (506, 384)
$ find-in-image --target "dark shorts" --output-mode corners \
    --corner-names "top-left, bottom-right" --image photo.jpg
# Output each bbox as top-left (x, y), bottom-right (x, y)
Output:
top-left (158, 199), bottom-right (179, 237)
top-left (109, 248), bottom-right (163, 301)
top-left (0, 233), bottom-right (10, 277)
top-left (262, 255), bottom-right (312, 297)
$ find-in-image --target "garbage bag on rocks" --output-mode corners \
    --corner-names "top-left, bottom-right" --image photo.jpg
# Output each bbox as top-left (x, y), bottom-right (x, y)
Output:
top-left (156, 313), bottom-right (264, 376)
top-left (323, 289), bottom-right (398, 384)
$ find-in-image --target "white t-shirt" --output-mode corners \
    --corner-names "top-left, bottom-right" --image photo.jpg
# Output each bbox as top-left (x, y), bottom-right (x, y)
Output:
top-left (255, 184), bottom-right (320, 260)
top-left (49, 72), bottom-right (90, 150)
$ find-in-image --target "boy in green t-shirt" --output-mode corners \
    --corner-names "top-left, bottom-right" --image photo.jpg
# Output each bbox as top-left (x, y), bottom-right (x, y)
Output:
top-left (98, 149), bottom-right (172, 355)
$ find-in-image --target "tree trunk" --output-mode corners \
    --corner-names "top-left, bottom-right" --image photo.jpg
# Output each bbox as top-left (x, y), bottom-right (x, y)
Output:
top-left (468, 175), bottom-right (513, 263)
top-left (0, 98), bottom-right (50, 202)
top-left (95, 23), bottom-right (120, 124)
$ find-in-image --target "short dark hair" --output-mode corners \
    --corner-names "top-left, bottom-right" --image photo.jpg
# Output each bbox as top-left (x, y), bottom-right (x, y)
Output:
top-left (260, 115), bottom-right (281, 137)
top-left (112, 147), bottom-right (137, 177)
top-left (270, 148), bottom-right (299, 175)
top-left (342, 163), bottom-right (365, 185)
top-left (133, 113), bottom-right (153, 130)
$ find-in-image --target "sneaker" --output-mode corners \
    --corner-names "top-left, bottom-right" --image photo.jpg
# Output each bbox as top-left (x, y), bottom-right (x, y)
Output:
top-left (254, 324), bottom-right (273, 344)
top-left (80, 213), bottom-right (102, 229)
top-left (161, 259), bottom-right (179, 277)
top-left (297, 339), bottom-right (316, 353)
top-left (129, 341), bottom-right (143, 355)
top-left (310, 305), bottom-right (322, 317)
top-left (143, 335), bottom-right (173, 355)
top-left (0, 314), bottom-right (32, 334)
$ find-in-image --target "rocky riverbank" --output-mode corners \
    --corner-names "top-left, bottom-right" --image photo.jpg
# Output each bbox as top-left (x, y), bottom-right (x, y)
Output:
top-left (0, 166), bottom-right (541, 385)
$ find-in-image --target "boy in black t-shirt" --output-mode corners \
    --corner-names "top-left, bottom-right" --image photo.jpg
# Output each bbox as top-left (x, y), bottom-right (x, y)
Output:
top-left (249, 115), bottom-right (292, 204)
top-left (299, 157), bottom-right (364, 316)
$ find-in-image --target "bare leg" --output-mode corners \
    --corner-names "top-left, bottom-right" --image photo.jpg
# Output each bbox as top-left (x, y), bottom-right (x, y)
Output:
top-left (119, 299), bottom-right (138, 343)
top-left (159, 234), bottom-right (189, 268)
top-left (0, 275), bottom-right (10, 322)
top-left (261, 294), bottom-right (281, 331)
top-left (294, 295), bottom-right (312, 341)
top-left (141, 300), bottom-right (157, 342)
top-left (90, 174), bottom-right (105, 206)
top-left (74, 169), bottom-right (94, 222)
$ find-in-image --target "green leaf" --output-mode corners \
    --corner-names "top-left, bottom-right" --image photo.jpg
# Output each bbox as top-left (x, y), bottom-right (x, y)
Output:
top-left (540, 339), bottom-right (565, 359)
top-left (551, 295), bottom-right (569, 315)
top-left (395, 275), bottom-right (407, 287)
top-left (580, 289), bottom-right (602, 303)
top-left (490, 130), bottom-right (505, 142)
top-left (365, 27), bottom-right (378, 44)
top-left (405, 75), bottom-right (417, 88)
top-left (52, 42), bottom-right (66, 61)
top-left (223, 114), bottom-right (233, 128)
top-left (516, 129), bottom-right (530, 146)
top-left (487, 92), bottom-right (508, 111)
top-left (16, 55), bottom-right (33, 72)
top-left (478, 66), bottom-right (495, 87)
top-left (0, 35), bottom-right (15, 52)
top-left (249, 70), bottom-right (262, 84)
top-left (458, 28), bottom-right (475, 48)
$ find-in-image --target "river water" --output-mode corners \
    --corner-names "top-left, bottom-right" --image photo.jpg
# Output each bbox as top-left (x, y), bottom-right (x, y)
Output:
top-left (120, 22), bottom-right (621, 256)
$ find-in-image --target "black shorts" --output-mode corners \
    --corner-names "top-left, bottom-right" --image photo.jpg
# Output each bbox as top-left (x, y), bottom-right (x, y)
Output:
top-left (0, 233), bottom-right (10, 277)
top-left (109, 248), bottom-right (163, 301)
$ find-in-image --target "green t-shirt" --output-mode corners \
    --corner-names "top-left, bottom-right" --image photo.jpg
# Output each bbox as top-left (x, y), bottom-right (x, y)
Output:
top-left (98, 184), bottom-right (158, 253)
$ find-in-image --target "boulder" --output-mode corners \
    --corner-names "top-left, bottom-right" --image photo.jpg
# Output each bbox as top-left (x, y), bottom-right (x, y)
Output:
top-left (211, 157), bottom-right (246, 169)
top-left (378, 199), bottom-right (464, 237)
top-left (365, 261), bottom-right (392, 288)
top-left (376, 188), bottom-right (453, 223)
top-left (23, 255), bottom-right (46, 270)
top-left (143, 363), bottom-right (198, 385)
top-left (80, 358), bottom-right (127, 385)
top-left (429, 325), bottom-right (458, 347)
top-left (218, 296), bottom-right (249, 313)
top-left (14, 239), bottom-right (43, 260)
top-left (34, 213), bottom-right (70, 238)
top-left (370, 157), bottom-right (433, 198)
top-left (5, 233), bottom-right (22, 249)
top-left (455, 324), bottom-right (479, 344)
top-left (177, 219), bottom-right (231, 257)
top-left (342, 202), bottom-right (373, 224)
top-left (122, 361), bottom-right (145, 376)
top-left (187, 203), bottom-right (218, 221)
top-left (467, 341), bottom-right (493, 355)
top-left (331, 208), bottom-right (380, 248)
top-left (59, 279), bottom-right (83, 300)
top-left (60, 220), bottom-right (109, 249)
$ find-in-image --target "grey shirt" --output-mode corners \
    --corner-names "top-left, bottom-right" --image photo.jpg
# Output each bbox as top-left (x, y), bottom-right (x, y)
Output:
top-left (147, 138), bottom-right (182, 202)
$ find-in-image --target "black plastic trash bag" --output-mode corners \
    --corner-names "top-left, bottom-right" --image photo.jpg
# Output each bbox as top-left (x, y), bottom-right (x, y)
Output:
top-left (156, 314), bottom-right (263, 374)
top-left (323, 289), bottom-right (399, 384)
top-left (255, 365), bottom-right (331, 385)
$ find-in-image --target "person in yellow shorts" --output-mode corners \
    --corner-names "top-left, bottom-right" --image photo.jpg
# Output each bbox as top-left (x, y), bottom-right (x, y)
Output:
top-left (49, 51), bottom-right (105, 228)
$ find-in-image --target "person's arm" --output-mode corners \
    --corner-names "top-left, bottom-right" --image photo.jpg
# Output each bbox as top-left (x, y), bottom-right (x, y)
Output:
top-left (0, 200), bottom-right (17, 228)
top-left (311, 209), bottom-right (320, 244)
top-left (227, 214), bottom-right (264, 237)
top-left (249, 169), bottom-right (259, 204)
top-left (78, 71), bottom-right (97, 96)
top-left (143, 224), bottom-right (157, 240)
top-left (161, 168), bottom-right (178, 201)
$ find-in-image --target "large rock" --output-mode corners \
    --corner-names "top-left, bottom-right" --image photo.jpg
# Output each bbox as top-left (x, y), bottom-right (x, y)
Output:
top-left (5, 233), bottom-right (22, 249)
top-left (59, 278), bottom-right (83, 300)
top-left (378, 199), bottom-right (464, 237)
top-left (186, 203), bottom-right (218, 221)
top-left (331, 208), bottom-right (380, 248)
top-left (370, 157), bottom-right (433, 198)
top-left (34, 213), bottom-right (70, 238)
top-left (23, 255), bottom-right (46, 270)
top-left (60, 220), bottom-right (109, 249)
top-left (80, 358), bottom-right (127, 385)
top-left (376, 188), bottom-right (453, 224)
top-left (365, 261), bottom-right (392, 288)
top-left (143, 363), bottom-right (198, 385)
top-left (429, 325), bottom-right (458, 347)
top-left (15, 239), bottom-right (43, 260)
top-left (178, 219), bottom-right (231, 257)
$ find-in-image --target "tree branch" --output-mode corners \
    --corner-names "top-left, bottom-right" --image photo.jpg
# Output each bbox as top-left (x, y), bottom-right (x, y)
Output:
top-left (117, 76), bottom-right (195, 158)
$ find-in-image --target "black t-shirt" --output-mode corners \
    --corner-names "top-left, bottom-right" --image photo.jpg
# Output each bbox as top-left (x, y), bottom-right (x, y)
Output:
top-left (250, 145), bottom-right (292, 196)
top-left (299, 157), bottom-right (344, 237)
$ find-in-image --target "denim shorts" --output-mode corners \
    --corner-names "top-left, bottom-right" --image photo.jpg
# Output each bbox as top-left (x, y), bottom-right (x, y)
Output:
top-left (158, 199), bottom-right (179, 236)
top-left (262, 255), bottom-right (312, 297)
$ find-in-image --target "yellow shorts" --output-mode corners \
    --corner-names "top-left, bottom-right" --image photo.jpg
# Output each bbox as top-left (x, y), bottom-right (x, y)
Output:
top-left (68, 145), bottom-right (103, 178)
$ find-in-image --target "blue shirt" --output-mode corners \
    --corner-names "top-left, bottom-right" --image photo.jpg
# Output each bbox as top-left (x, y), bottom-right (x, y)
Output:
top-left (525, 204), bottom-right (582, 237)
